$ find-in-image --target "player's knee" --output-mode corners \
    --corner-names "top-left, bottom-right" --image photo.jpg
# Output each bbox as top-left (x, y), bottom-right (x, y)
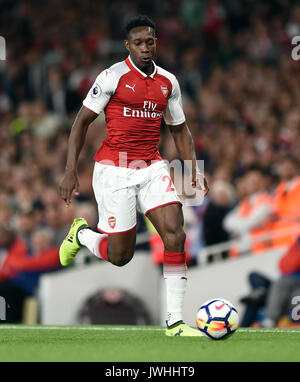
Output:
top-left (163, 228), bottom-right (186, 251)
top-left (113, 257), bottom-right (132, 267)
top-left (109, 250), bottom-right (134, 267)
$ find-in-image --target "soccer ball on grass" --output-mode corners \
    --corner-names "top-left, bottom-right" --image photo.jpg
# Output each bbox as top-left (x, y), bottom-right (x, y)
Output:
top-left (196, 298), bottom-right (239, 340)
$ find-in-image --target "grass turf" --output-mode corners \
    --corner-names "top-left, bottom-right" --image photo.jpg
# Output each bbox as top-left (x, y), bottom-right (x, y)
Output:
top-left (0, 325), bottom-right (299, 362)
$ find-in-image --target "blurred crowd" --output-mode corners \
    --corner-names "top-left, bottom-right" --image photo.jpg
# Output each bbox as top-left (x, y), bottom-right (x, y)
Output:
top-left (1, 0), bottom-right (300, 322)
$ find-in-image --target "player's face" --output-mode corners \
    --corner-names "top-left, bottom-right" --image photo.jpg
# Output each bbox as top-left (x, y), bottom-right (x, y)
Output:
top-left (125, 26), bottom-right (156, 72)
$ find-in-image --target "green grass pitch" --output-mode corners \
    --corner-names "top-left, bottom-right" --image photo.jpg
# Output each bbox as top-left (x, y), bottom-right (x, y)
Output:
top-left (0, 325), bottom-right (300, 362)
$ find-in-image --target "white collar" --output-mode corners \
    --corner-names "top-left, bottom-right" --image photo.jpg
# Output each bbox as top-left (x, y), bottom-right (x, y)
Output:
top-left (128, 55), bottom-right (157, 79)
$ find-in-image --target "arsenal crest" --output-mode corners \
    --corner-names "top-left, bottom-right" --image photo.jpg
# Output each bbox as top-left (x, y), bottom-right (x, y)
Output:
top-left (160, 85), bottom-right (168, 98)
top-left (108, 216), bottom-right (116, 229)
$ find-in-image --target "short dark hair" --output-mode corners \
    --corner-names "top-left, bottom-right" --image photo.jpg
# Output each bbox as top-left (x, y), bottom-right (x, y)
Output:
top-left (244, 165), bottom-right (265, 175)
top-left (125, 15), bottom-right (155, 38)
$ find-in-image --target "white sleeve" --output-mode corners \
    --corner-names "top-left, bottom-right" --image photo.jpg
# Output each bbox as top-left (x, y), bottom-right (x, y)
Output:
top-left (223, 204), bottom-right (273, 234)
top-left (223, 206), bottom-right (241, 233)
top-left (82, 69), bottom-right (117, 114)
top-left (163, 77), bottom-right (186, 126)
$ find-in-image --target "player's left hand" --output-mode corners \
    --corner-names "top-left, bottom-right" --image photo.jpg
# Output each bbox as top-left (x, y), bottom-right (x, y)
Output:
top-left (191, 173), bottom-right (209, 197)
top-left (58, 170), bottom-right (80, 207)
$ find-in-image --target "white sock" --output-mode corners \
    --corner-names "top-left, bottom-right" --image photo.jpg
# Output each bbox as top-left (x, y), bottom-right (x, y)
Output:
top-left (77, 228), bottom-right (108, 259)
top-left (164, 265), bottom-right (187, 326)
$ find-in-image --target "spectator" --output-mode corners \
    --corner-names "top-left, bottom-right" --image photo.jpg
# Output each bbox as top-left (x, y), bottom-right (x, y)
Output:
top-left (31, 99), bottom-right (64, 139)
top-left (44, 205), bottom-right (69, 247)
top-left (45, 66), bottom-right (82, 118)
top-left (240, 236), bottom-right (300, 327)
top-left (269, 155), bottom-right (300, 248)
top-left (239, 271), bottom-right (272, 327)
top-left (0, 226), bottom-right (27, 323)
top-left (202, 180), bottom-right (236, 261)
top-left (262, 236), bottom-right (300, 327)
top-left (0, 0), bottom-right (299, 280)
top-left (74, 202), bottom-right (98, 230)
top-left (0, 226), bottom-right (61, 323)
top-left (14, 209), bottom-right (38, 254)
top-left (223, 167), bottom-right (274, 256)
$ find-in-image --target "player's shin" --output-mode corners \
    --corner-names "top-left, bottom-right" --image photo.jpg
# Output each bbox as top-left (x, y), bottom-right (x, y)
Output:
top-left (163, 251), bottom-right (187, 326)
top-left (77, 228), bottom-right (109, 261)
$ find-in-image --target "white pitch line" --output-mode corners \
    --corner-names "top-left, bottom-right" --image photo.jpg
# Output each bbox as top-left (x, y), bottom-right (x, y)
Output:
top-left (238, 328), bottom-right (300, 333)
top-left (0, 325), bottom-right (164, 331)
top-left (0, 325), bottom-right (300, 333)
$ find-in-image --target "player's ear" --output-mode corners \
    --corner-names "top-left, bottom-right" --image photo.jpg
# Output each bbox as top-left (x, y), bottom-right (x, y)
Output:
top-left (124, 39), bottom-right (130, 52)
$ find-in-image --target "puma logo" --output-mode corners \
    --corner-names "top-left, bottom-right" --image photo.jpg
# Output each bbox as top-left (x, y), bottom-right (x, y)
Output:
top-left (125, 84), bottom-right (136, 93)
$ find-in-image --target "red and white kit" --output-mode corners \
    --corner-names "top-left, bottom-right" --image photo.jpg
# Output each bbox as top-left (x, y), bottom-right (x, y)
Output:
top-left (83, 56), bottom-right (186, 234)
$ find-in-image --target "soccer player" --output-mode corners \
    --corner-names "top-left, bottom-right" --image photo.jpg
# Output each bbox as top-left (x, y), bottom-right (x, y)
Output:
top-left (58, 15), bottom-right (208, 336)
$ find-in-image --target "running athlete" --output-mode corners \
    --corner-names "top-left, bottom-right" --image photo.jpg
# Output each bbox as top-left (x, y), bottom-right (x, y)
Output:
top-left (58, 15), bottom-right (209, 336)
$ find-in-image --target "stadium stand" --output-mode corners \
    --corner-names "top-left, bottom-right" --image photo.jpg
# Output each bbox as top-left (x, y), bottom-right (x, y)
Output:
top-left (1, 0), bottom-right (300, 325)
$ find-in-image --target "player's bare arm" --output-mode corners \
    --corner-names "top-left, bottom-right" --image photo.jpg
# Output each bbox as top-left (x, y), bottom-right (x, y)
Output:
top-left (167, 122), bottom-right (209, 196)
top-left (59, 106), bottom-right (98, 206)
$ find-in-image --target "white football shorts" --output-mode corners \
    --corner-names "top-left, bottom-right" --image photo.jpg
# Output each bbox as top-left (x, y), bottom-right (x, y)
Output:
top-left (92, 160), bottom-right (182, 234)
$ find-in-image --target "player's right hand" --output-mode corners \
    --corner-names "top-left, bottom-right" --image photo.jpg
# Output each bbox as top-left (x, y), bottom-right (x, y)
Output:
top-left (58, 171), bottom-right (80, 207)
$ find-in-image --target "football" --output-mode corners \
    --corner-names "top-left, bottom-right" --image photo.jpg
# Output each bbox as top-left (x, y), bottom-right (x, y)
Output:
top-left (196, 298), bottom-right (239, 340)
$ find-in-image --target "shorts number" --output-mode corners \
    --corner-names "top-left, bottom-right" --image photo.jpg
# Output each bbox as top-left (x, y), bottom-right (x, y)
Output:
top-left (162, 175), bottom-right (175, 192)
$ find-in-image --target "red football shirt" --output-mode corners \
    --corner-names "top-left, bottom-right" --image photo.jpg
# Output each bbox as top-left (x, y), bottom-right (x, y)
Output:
top-left (83, 56), bottom-right (185, 167)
